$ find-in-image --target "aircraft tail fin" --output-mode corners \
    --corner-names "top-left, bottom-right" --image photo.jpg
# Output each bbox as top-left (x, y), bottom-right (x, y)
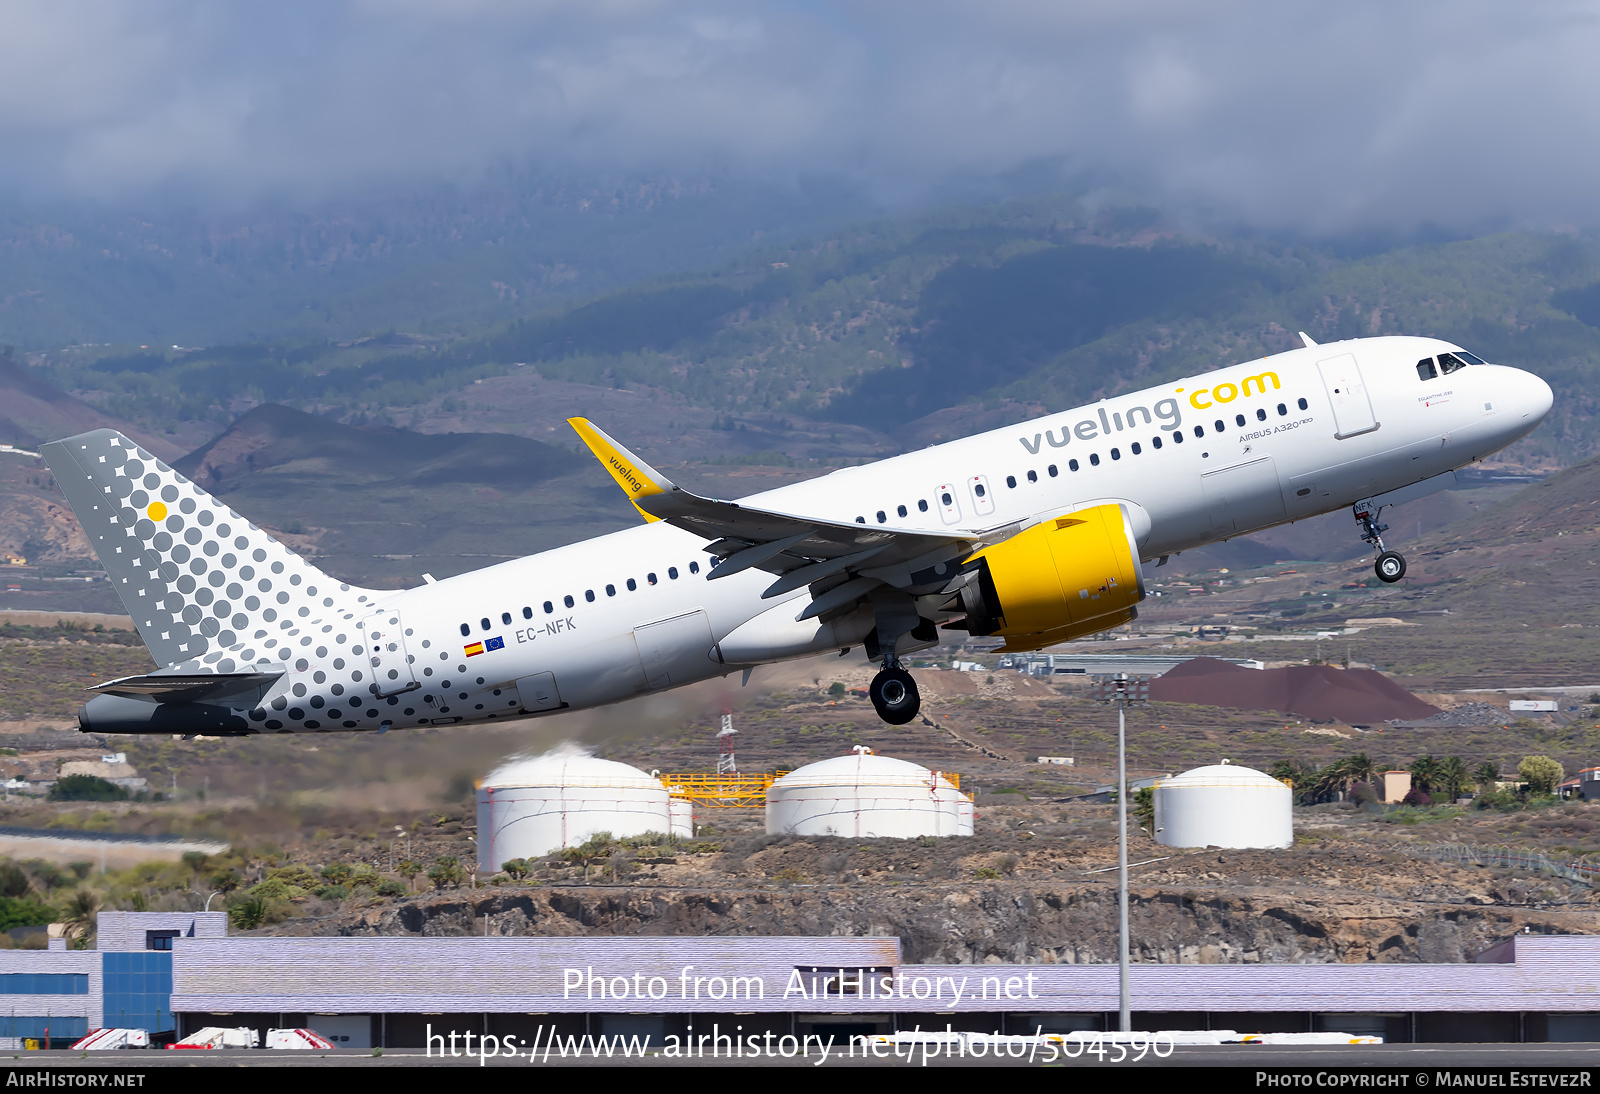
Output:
top-left (41, 429), bottom-right (378, 670)
top-left (567, 417), bottom-right (677, 523)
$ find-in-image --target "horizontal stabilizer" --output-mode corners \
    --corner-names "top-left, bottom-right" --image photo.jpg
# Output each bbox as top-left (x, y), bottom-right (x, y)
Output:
top-left (88, 672), bottom-right (283, 704)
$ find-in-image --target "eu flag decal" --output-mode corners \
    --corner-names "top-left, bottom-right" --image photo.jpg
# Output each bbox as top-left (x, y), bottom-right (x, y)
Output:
top-left (485, 636), bottom-right (505, 652)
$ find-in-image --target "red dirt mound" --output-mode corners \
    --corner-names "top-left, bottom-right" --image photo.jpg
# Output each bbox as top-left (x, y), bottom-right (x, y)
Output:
top-left (1149, 657), bottom-right (1440, 725)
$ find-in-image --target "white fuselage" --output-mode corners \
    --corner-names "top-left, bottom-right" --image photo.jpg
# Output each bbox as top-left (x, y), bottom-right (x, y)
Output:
top-left (286, 335), bottom-right (1550, 731)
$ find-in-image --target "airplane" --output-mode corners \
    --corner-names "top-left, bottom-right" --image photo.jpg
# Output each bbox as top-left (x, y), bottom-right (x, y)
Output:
top-left (42, 333), bottom-right (1551, 736)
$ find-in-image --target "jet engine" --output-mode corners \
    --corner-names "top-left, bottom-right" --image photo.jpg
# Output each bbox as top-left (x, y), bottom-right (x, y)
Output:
top-left (955, 503), bottom-right (1145, 652)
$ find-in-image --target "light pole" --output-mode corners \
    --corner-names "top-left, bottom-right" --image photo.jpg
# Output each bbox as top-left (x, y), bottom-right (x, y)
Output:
top-left (1091, 672), bottom-right (1149, 1033)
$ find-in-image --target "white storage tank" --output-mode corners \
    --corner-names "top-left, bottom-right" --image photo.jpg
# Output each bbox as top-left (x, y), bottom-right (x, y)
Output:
top-left (1153, 762), bottom-right (1292, 849)
top-left (668, 795), bottom-right (694, 840)
top-left (476, 750), bottom-right (673, 871)
top-left (765, 749), bottom-right (973, 839)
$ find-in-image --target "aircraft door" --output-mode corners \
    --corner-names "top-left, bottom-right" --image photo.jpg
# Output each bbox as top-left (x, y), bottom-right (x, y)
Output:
top-left (361, 611), bottom-right (419, 697)
top-left (1200, 457), bottom-right (1287, 536)
top-left (632, 610), bottom-right (716, 689)
top-left (1318, 353), bottom-right (1379, 438)
top-left (935, 484), bottom-right (962, 525)
top-left (967, 474), bottom-right (996, 517)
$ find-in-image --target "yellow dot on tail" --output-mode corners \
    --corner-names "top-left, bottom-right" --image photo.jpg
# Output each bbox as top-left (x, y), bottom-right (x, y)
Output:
top-left (147, 502), bottom-right (167, 521)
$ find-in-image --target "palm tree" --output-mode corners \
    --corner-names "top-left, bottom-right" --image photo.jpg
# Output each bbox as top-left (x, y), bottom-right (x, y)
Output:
top-left (1409, 755), bottom-right (1440, 795)
top-left (1474, 761), bottom-right (1501, 791)
top-left (1345, 753), bottom-right (1382, 784)
top-left (60, 889), bottom-right (98, 947)
top-left (1437, 756), bottom-right (1470, 802)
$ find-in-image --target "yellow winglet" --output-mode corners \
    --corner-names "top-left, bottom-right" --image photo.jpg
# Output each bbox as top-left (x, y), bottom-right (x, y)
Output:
top-left (567, 417), bottom-right (674, 523)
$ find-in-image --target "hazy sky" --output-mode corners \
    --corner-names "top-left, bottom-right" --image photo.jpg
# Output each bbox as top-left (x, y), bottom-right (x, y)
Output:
top-left (2, 1), bottom-right (1596, 229)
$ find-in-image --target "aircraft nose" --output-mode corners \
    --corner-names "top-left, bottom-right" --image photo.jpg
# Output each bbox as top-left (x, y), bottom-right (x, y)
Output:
top-left (1518, 369), bottom-right (1554, 422)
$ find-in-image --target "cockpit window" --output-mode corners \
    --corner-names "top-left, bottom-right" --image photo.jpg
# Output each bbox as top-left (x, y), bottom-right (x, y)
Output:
top-left (1437, 352), bottom-right (1470, 374)
top-left (1417, 358), bottom-right (1438, 381)
top-left (1455, 350), bottom-right (1487, 365)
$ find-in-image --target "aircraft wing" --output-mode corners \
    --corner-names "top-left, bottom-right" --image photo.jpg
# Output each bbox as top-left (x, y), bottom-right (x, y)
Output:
top-left (569, 418), bottom-right (991, 607)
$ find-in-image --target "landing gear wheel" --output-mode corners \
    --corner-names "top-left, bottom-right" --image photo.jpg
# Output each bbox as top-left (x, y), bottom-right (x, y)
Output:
top-left (869, 667), bottom-right (921, 725)
top-left (1375, 551), bottom-right (1407, 583)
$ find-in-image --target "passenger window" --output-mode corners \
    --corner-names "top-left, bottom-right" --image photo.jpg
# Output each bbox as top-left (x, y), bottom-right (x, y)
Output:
top-left (1193, 426), bottom-right (1204, 438)
top-left (501, 612), bottom-right (512, 625)
top-left (1298, 397), bottom-right (1309, 410)
top-left (626, 579), bottom-right (637, 591)
top-left (1068, 460), bottom-right (1079, 471)
top-left (1151, 436), bottom-right (1162, 450)
top-left (647, 573), bottom-right (657, 585)
top-left (1417, 358), bottom-right (1438, 381)
top-left (897, 504), bottom-right (907, 517)
top-left (1235, 414), bottom-right (1246, 427)
top-left (606, 584), bottom-right (616, 596)
top-left (1172, 430), bottom-right (1184, 444)
top-left (1438, 352), bottom-right (1467, 374)
top-left (1005, 475), bottom-right (1016, 488)
top-left (459, 623), bottom-right (470, 637)
top-left (1089, 453), bottom-right (1100, 466)
top-left (876, 510), bottom-right (887, 523)
top-left (668, 567), bottom-right (678, 579)
top-left (1130, 442), bottom-right (1141, 455)
top-left (689, 561), bottom-right (700, 574)
top-left (855, 516), bottom-right (865, 524)
top-left (941, 492), bottom-right (953, 505)
top-left (1110, 448), bottom-right (1121, 460)
top-left (1277, 403), bottom-right (1287, 416)
top-left (563, 595), bottom-right (575, 608)
top-left (1026, 470), bottom-right (1037, 482)
top-left (1047, 465), bottom-right (1058, 477)
top-left (543, 601), bottom-right (553, 614)
top-left (1214, 420), bottom-right (1225, 432)
top-left (480, 617), bottom-right (490, 631)
top-left (1256, 408), bottom-right (1266, 421)
top-left (974, 483), bottom-right (986, 498)
top-left (584, 590), bottom-right (595, 603)
top-left (918, 499), bottom-right (929, 512)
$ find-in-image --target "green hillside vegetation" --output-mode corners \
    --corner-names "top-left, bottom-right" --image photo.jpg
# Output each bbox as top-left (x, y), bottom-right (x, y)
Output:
top-left (32, 197), bottom-right (1600, 468)
top-left (166, 404), bottom-right (619, 586)
top-left (0, 172), bottom-right (877, 347)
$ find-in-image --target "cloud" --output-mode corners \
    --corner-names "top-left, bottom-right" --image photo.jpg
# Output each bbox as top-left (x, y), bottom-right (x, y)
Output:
top-left (0, 0), bottom-right (1596, 228)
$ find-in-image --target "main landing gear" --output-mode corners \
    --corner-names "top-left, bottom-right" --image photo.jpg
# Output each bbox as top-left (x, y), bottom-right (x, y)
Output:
top-left (1354, 499), bottom-right (1407, 584)
top-left (869, 660), bottom-right (921, 725)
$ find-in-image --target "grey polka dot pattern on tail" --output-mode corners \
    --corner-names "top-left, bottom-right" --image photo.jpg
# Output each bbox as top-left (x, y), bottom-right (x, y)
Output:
top-left (41, 428), bottom-right (395, 733)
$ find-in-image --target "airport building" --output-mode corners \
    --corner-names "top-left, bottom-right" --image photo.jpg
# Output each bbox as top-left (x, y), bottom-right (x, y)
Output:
top-left (1, 913), bottom-right (1597, 1046)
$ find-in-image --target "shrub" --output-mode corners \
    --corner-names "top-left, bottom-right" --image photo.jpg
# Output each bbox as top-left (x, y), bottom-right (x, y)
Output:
top-left (427, 856), bottom-right (466, 890)
top-left (1518, 756), bottom-right (1564, 796)
top-left (49, 775), bottom-right (128, 802)
top-left (227, 893), bottom-right (270, 931)
top-left (0, 897), bottom-right (52, 931)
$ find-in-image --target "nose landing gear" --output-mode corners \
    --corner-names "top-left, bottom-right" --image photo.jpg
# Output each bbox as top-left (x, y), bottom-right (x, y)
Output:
top-left (1354, 498), bottom-right (1407, 583)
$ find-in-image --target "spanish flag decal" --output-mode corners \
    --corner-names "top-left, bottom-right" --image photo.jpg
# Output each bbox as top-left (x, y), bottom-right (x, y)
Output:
top-left (464, 642), bottom-right (485, 657)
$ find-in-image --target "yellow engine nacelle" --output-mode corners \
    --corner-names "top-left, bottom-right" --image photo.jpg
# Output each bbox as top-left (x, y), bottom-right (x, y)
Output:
top-left (957, 503), bottom-right (1145, 653)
